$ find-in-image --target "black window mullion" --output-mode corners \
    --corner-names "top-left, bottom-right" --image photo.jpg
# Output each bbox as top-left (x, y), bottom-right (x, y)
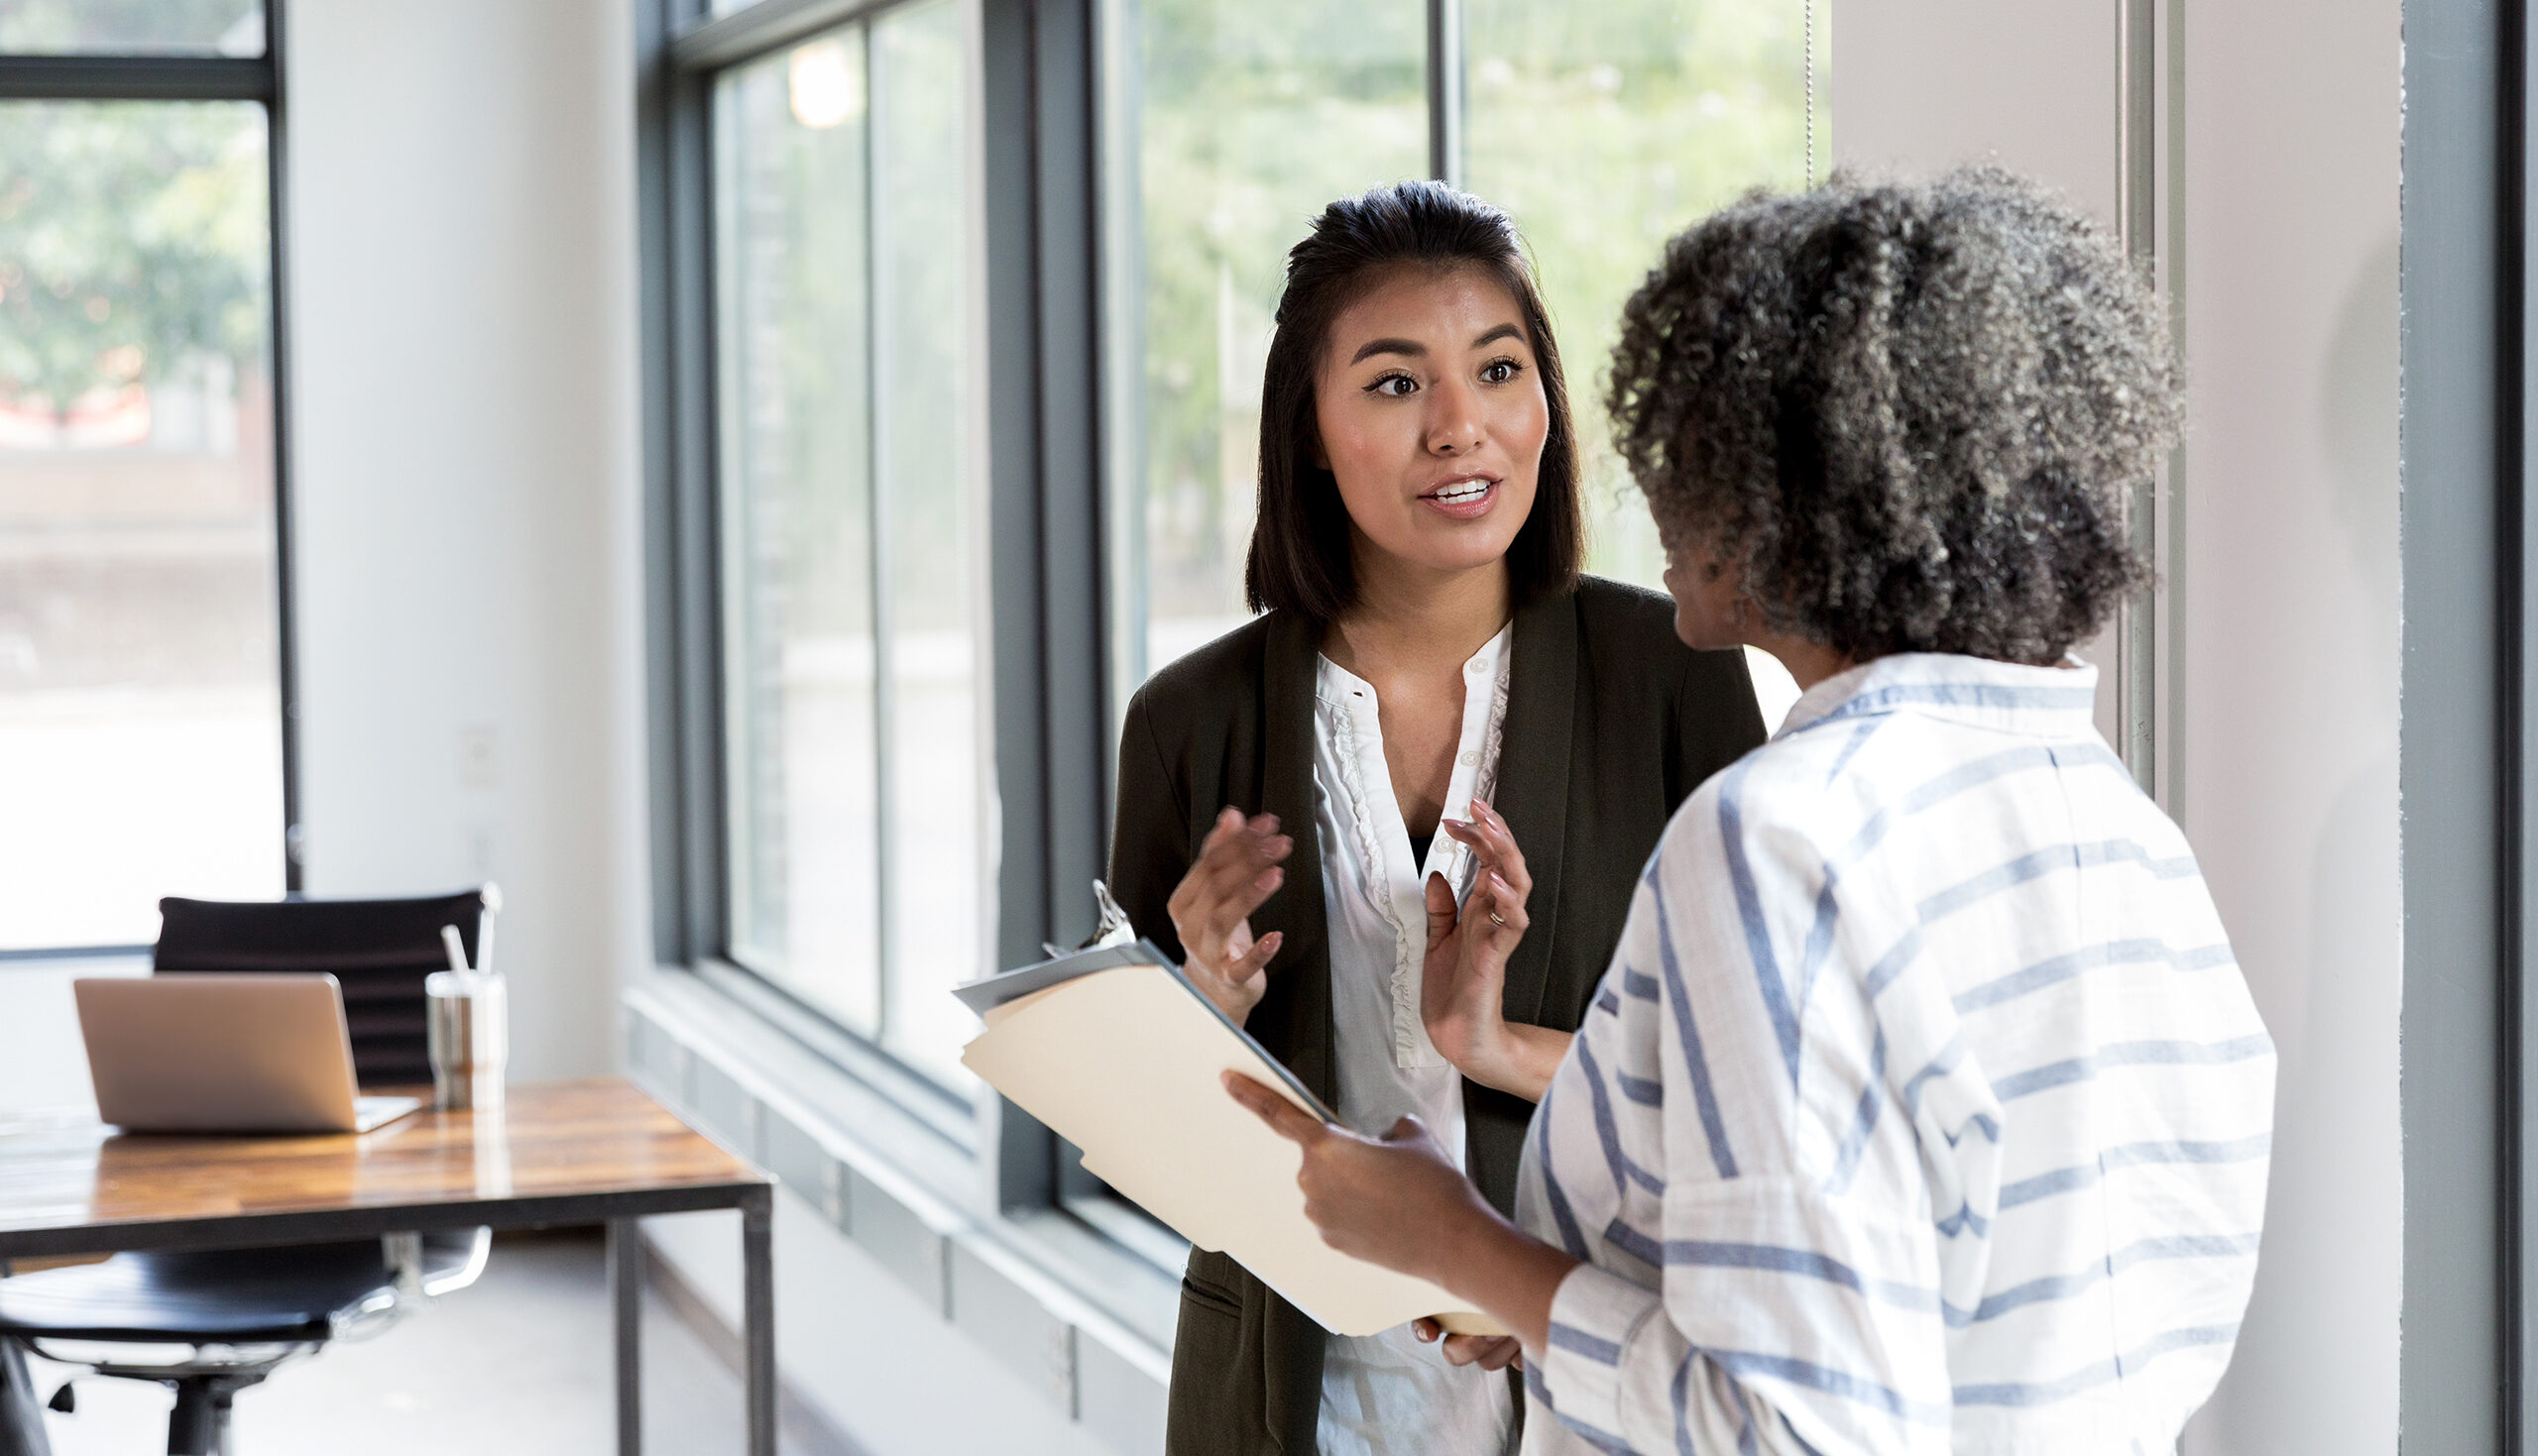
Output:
top-left (0, 54), bottom-right (271, 101)
top-left (980, 0), bottom-right (1056, 1212)
top-left (1424, 0), bottom-right (1462, 186)
top-left (266, 0), bottom-right (301, 892)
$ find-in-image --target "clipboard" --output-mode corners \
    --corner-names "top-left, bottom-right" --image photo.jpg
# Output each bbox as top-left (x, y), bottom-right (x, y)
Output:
top-left (953, 946), bottom-right (1501, 1338)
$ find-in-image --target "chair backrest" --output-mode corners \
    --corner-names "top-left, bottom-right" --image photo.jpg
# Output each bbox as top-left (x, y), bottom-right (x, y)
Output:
top-left (153, 890), bottom-right (495, 1089)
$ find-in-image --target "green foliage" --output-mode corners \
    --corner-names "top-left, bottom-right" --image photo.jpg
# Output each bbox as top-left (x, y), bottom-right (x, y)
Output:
top-left (1464, 0), bottom-right (1810, 585)
top-left (1124, 0), bottom-right (1429, 622)
top-left (0, 0), bottom-right (259, 53)
top-left (0, 99), bottom-right (270, 408)
top-left (1119, 0), bottom-right (1811, 623)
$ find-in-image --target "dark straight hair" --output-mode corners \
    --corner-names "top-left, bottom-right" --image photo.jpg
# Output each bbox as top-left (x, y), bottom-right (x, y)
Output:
top-left (1243, 180), bottom-right (1584, 620)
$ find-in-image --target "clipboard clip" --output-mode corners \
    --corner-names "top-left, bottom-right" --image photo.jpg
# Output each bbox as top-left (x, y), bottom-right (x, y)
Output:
top-left (1042, 879), bottom-right (1138, 959)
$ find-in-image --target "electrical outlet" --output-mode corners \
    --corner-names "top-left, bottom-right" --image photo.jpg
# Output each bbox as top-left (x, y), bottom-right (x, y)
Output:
top-left (458, 724), bottom-right (499, 790)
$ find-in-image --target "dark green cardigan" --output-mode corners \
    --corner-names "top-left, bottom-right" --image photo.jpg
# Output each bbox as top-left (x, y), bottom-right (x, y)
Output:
top-left (1106, 576), bottom-right (1768, 1456)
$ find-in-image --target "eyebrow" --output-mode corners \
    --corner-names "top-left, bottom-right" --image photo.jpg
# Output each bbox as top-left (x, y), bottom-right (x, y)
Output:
top-left (1347, 321), bottom-right (1528, 366)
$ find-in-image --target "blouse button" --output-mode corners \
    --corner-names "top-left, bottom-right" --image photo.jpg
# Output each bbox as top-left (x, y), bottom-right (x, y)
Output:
top-left (1458, 750), bottom-right (1479, 767)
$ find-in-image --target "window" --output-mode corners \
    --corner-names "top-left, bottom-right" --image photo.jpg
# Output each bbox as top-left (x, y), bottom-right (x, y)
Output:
top-left (0, 1), bottom-right (264, 55)
top-left (707, 0), bottom-right (989, 1088)
top-left (646, 0), bottom-right (1812, 1213)
top-left (1100, 0), bottom-right (1814, 707)
top-left (0, 12), bottom-right (290, 952)
top-left (1096, 0), bottom-right (1429, 687)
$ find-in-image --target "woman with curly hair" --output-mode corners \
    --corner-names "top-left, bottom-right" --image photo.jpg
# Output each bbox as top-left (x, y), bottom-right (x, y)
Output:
top-left (1230, 169), bottom-right (2275, 1454)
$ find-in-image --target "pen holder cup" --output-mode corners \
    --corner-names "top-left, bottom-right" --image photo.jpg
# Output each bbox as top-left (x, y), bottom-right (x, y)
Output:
top-left (425, 970), bottom-right (509, 1112)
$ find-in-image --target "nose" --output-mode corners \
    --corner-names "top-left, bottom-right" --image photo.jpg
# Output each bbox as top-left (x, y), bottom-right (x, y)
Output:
top-left (1425, 375), bottom-right (1484, 456)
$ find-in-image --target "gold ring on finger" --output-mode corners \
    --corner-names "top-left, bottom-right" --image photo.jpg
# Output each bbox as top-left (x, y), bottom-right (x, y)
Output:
top-left (1487, 911), bottom-right (1508, 928)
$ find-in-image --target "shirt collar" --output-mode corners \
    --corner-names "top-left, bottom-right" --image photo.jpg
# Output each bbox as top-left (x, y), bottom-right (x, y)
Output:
top-left (1315, 621), bottom-right (1512, 705)
top-left (1779, 651), bottom-right (2102, 740)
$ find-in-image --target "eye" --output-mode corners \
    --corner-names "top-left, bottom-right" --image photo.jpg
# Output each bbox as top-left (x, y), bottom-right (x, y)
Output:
top-left (1365, 372), bottom-right (1417, 398)
top-left (1480, 357), bottom-right (1525, 385)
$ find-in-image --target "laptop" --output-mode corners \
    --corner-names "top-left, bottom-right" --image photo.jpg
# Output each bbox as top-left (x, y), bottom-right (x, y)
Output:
top-left (73, 973), bottom-right (421, 1134)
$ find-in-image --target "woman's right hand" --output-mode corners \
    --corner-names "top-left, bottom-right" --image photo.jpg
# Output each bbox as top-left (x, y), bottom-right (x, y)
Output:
top-left (1165, 807), bottom-right (1293, 1026)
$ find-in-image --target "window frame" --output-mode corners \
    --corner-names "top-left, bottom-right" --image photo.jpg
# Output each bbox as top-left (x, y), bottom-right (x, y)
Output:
top-left (640, 0), bottom-right (1110, 1201)
top-left (638, 0), bottom-right (1865, 1236)
top-left (0, 6), bottom-right (303, 961)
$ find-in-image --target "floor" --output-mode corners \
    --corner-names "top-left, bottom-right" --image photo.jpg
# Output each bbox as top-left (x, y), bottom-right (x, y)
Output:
top-left (26, 1230), bottom-right (801, 1456)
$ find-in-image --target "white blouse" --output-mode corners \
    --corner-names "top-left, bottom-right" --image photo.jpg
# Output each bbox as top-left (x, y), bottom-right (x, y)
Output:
top-left (1310, 622), bottom-right (1518, 1456)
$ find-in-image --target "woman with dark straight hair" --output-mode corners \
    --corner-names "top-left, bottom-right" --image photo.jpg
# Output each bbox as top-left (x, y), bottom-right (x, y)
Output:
top-left (1107, 180), bottom-right (1767, 1455)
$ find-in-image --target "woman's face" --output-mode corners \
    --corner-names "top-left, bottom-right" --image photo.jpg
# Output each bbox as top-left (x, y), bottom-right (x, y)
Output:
top-left (1313, 266), bottom-right (1549, 585)
top-left (1661, 531), bottom-right (1750, 651)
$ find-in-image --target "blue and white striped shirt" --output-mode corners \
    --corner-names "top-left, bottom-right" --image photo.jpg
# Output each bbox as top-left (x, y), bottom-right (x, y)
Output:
top-left (1515, 653), bottom-right (2273, 1455)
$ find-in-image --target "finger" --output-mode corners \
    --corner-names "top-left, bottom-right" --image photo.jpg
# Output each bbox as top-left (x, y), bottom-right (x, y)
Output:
top-left (1202, 805), bottom-right (1243, 847)
top-left (1200, 863), bottom-right (1286, 946)
top-left (1471, 791), bottom-right (1523, 882)
top-left (1185, 824), bottom-right (1290, 944)
top-left (1382, 1114), bottom-right (1430, 1146)
top-left (1465, 796), bottom-right (1532, 901)
top-left (1170, 809), bottom-right (1253, 922)
top-left (1485, 871), bottom-right (1530, 936)
top-left (1195, 829), bottom-right (1282, 897)
top-left (1199, 828), bottom-right (1292, 904)
top-left (1232, 929), bottom-right (1285, 976)
top-left (1411, 1317), bottom-right (1442, 1343)
top-left (1438, 817), bottom-right (1494, 879)
top-left (1423, 871), bottom-right (1458, 950)
top-left (1223, 1070), bottom-right (1327, 1145)
top-left (1442, 1334), bottom-right (1519, 1370)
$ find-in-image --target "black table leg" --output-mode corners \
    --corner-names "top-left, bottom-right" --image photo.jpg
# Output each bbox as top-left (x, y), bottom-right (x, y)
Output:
top-left (609, 1218), bottom-right (641, 1456)
top-left (742, 1189), bottom-right (774, 1456)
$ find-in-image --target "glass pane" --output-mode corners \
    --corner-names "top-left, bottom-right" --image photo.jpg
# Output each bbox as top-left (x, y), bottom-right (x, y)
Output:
top-left (871, 0), bottom-right (986, 1084)
top-left (714, 30), bottom-right (883, 1035)
top-left (0, 0), bottom-right (263, 55)
top-left (1462, 0), bottom-right (1811, 592)
top-left (0, 100), bottom-right (282, 949)
top-left (1099, 0), bottom-right (1428, 697)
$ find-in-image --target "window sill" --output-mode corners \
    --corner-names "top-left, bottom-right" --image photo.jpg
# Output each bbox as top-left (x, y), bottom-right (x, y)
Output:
top-left (623, 965), bottom-right (1183, 1397)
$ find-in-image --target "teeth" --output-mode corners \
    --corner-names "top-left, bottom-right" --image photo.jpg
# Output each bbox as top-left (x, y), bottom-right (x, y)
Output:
top-left (1432, 481), bottom-right (1492, 503)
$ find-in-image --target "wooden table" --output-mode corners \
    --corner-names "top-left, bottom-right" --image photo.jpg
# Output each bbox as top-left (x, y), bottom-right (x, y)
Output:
top-left (0, 1077), bottom-right (773, 1456)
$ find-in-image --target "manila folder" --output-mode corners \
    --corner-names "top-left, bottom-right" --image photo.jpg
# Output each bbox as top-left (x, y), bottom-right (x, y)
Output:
top-left (960, 961), bottom-right (1502, 1338)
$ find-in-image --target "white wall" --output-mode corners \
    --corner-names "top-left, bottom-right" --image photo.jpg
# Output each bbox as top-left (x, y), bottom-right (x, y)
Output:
top-left (1832, 3), bottom-right (2402, 1453)
top-left (285, 0), bottom-right (652, 1083)
top-left (0, 0), bottom-right (651, 1099)
top-left (281, 4), bottom-right (1146, 1450)
top-left (2164, 6), bottom-right (2399, 1451)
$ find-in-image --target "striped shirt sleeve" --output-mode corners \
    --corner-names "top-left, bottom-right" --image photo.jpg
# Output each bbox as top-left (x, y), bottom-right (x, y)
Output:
top-left (1531, 775), bottom-right (1955, 1455)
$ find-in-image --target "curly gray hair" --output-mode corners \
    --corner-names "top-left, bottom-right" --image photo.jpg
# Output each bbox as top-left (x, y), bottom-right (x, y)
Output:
top-left (1607, 168), bottom-right (2179, 663)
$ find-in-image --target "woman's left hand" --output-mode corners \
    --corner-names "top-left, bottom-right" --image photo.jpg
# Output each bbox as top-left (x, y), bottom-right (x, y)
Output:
top-left (1223, 1069), bottom-right (1581, 1359)
top-left (1412, 1318), bottom-right (1523, 1371)
top-left (1422, 795), bottom-right (1570, 1100)
top-left (1219, 1072), bottom-right (1501, 1291)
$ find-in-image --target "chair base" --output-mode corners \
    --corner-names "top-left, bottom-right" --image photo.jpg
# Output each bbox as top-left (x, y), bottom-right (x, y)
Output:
top-left (0, 1337), bottom-right (48, 1456)
top-left (162, 1369), bottom-right (265, 1456)
top-left (22, 1345), bottom-right (311, 1456)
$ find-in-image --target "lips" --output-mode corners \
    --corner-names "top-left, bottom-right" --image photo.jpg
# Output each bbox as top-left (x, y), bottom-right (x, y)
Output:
top-left (1419, 475), bottom-right (1500, 521)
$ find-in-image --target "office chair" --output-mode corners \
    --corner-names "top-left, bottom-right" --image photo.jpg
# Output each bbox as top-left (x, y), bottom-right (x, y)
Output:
top-left (0, 888), bottom-right (503, 1456)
